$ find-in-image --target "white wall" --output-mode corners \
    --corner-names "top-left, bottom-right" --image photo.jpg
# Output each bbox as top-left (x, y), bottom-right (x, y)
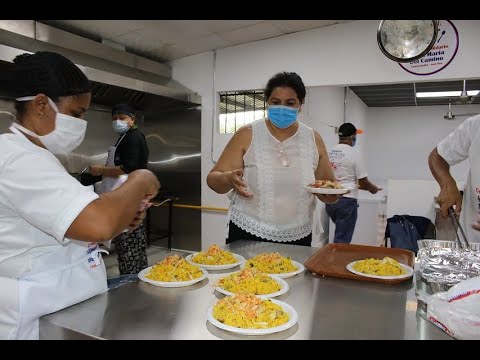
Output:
top-left (170, 19), bottom-right (480, 248)
top-left (345, 89), bottom-right (369, 156)
top-left (215, 20), bottom-right (480, 90)
top-left (302, 86), bottom-right (344, 148)
top-left (364, 104), bottom-right (480, 184)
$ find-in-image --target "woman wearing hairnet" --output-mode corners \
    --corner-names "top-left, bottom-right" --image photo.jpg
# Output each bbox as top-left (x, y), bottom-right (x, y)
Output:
top-left (0, 51), bottom-right (160, 339)
top-left (90, 103), bottom-right (150, 275)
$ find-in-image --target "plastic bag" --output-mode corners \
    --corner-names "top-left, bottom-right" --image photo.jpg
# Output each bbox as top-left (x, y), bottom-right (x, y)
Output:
top-left (421, 276), bottom-right (480, 339)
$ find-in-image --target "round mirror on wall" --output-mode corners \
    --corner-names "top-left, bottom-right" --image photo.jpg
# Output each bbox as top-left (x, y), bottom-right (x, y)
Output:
top-left (377, 20), bottom-right (439, 63)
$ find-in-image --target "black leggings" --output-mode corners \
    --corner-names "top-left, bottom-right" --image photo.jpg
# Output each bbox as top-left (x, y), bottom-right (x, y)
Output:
top-left (227, 221), bottom-right (312, 247)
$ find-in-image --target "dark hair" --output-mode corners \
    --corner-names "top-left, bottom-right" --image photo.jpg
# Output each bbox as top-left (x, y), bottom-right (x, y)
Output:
top-left (264, 72), bottom-right (306, 104)
top-left (8, 52), bottom-right (91, 118)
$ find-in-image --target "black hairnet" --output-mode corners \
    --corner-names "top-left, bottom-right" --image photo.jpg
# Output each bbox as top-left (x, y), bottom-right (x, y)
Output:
top-left (5, 51), bottom-right (91, 99)
top-left (112, 103), bottom-right (136, 117)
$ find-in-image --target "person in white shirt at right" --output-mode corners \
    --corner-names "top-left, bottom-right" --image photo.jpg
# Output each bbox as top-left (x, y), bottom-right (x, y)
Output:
top-left (429, 114), bottom-right (480, 243)
top-left (326, 123), bottom-right (381, 244)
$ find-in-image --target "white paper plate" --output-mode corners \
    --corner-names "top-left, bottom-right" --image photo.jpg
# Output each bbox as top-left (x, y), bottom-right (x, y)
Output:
top-left (305, 186), bottom-right (349, 195)
top-left (346, 261), bottom-right (414, 280)
top-left (215, 274), bottom-right (289, 299)
top-left (207, 298), bottom-right (298, 335)
top-left (242, 260), bottom-right (305, 279)
top-left (185, 253), bottom-right (245, 270)
top-left (138, 266), bottom-right (208, 287)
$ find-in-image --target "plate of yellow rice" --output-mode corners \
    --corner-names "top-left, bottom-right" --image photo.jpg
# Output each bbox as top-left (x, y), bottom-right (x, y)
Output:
top-left (346, 257), bottom-right (414, 280)
top-left (215, 268), bottom-right (289, 299)
top-left (207, 294), bottom-right (298, 335)
top-left (242, 252), bottom-right (305, 278)
top-left (138, 254), bottom-right (208, 287)
top-left (186, 244), bottom-right (245, 270)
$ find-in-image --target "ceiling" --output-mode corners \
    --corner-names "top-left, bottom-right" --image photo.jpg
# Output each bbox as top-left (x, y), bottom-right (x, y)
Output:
top-left (350, 79), bottom-right (480, 108)
top-left (39, 20), bottom-right (352, 62)
top-left (26, 21), bottom-right (480, 110)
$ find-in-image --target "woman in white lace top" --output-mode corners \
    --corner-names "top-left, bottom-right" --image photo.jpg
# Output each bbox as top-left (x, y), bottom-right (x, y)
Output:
top-left (207, 72), bottom-right (340, 246)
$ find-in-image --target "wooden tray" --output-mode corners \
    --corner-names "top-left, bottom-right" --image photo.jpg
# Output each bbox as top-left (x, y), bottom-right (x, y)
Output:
top-left (304, 243), bottom-right (415, 284)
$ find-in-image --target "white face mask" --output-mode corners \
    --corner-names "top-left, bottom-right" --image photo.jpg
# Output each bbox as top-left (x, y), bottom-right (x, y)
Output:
top-left (11, 96), bottom-right (87, 155)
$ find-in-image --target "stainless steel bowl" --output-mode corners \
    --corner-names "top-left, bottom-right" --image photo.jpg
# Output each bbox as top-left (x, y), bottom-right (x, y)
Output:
top-left (377, 20), bottom-right (439, 63)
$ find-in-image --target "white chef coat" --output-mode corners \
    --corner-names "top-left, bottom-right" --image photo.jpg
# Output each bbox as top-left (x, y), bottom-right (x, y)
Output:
top-left (328, 143), bottom-right (368, 199)
top-left (437, 114), bottom-right (480, 244)
top-left (0, 126), bottom-right (108, 339)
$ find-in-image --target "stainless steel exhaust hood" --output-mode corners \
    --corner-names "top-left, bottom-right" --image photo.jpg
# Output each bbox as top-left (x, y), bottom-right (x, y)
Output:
top-left (88, 80), bottom-right (200, 116)
top-left (0, 21), bottom-right (201, 113)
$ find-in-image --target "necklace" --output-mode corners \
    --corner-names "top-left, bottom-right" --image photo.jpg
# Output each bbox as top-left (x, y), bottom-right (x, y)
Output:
top-left (275, 143), bottom-right (289, 167)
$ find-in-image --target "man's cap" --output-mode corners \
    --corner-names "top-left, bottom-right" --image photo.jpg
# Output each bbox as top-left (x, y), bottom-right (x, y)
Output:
top-left (112, 103), bottom-right (136, 117)
top-left (338, 123), bottom-right (364, 137)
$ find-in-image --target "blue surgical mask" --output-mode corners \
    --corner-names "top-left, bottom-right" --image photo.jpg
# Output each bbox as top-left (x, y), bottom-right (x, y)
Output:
top-left (267, 105), bottom-right (298, 129)
top-left (112, 120), bottom-right (129, 134)
top-left (352, 136), bottom-right (357, 147)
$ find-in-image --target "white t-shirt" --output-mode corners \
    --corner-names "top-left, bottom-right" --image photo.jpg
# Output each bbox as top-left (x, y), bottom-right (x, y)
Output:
top-left (437, 114), bottom-right (480, 244)
top-left (0, 132), bottom-right (99, 278)
top-left (328, 143), bottom-right (368, 199)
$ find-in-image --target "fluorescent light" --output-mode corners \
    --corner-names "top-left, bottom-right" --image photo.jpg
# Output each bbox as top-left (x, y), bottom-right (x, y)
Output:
top-left (417, 91), bottom-right (461, 98)
top-left (416, 90), bottom-right (480, 98)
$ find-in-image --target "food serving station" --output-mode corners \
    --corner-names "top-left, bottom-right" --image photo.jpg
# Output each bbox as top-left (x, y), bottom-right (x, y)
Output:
top-left (39, 240), bottom-right (451, 340)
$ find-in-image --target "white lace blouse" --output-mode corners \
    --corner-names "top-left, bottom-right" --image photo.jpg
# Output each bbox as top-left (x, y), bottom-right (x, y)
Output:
top-left (229, 119), bottom-right (319, 242)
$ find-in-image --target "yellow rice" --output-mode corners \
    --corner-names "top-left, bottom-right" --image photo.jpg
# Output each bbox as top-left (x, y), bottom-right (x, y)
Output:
top-left (353, 257), bottom-right (406, 276)
top-left (213, 294), bottom-right (289, 329)
top-left (191, 244), bottom-right (237, 265)
top-left (146, 254), bottom-right (203, 282)
top-left (244, 252), bottom-right (298, 274)
top-left (216, 268), bottom-right (281, 295)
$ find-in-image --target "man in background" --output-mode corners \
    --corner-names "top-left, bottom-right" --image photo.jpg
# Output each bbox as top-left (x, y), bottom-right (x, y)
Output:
top-left (326, 123), bottom-right (381, 243)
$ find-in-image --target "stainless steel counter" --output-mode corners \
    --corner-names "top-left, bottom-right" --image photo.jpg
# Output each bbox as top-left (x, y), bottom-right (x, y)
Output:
top-left (40, 241), bottom-right (452, 340)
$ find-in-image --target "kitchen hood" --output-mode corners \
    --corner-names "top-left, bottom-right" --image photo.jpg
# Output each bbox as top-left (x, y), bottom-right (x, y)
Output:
top-left (0, 21), bottom-right (201, 114)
